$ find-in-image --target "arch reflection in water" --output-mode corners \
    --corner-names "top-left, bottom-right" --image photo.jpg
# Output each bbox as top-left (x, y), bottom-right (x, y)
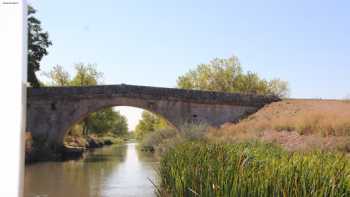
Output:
top-left (24, 142), bottom-right (159, 197)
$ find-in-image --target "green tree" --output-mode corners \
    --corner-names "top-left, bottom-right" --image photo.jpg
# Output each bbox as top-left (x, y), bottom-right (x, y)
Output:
top-left (28, 5), bottom-right (52, 87)
top-left (177, 56), bottom-right (242, 92)
top-left (235, 71), bottom-right (270, 94)
top-left (71, 63), bottom-right (103, 86)
top-left (70, 63), bottom-right (103, 136)
top-left (45, 64), bottom-right (128, 136)
top-left (134, 111), bottom-right (169, 139)
top-left (177, 55), bottom-right (290, 97)
top-left (88, 108), bottom-right (128, 135)
top-left (268, 79), bottom-right (290, 98)
top-left (43, 65), bottom-right (71, 86)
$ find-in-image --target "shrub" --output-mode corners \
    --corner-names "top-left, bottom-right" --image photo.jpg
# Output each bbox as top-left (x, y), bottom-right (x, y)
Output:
top-left (179, 123), bottom-right (209, 141)
top-left (140, 123), bottom-right (209, 156)
top-left (140, 127), bottom-right (180, 155)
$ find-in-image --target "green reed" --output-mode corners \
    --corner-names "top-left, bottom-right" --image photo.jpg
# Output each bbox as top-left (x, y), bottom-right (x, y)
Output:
top-left (159, 142), bottom-right (350, 197)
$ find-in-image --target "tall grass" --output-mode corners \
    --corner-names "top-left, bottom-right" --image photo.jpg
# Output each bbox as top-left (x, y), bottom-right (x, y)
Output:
top-left (160, 142), bottom-right (350, 197)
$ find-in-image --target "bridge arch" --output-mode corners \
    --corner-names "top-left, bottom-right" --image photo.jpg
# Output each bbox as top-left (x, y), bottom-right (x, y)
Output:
top-left (26, 84), bottom-right (279, 151)
top-left (63, 100), bottom-right (176, 144)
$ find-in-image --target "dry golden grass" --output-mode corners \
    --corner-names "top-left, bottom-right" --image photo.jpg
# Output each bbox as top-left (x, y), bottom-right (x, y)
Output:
top-left (208, 99), bottom-right (350, 152)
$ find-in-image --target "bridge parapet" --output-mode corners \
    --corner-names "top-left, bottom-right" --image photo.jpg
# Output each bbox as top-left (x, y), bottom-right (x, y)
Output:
top-left (28, 84), bottom-right (280, 107)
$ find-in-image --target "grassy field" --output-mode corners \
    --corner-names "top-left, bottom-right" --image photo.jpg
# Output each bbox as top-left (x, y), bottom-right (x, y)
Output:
top-left (159, 142), bottom-right (350, 197)
top-left (208, 99), bottom-right (350, 152)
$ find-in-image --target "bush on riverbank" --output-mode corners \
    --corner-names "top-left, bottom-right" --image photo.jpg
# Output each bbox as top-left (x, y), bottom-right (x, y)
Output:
top-left (25, 132), bottom-right (125, 163)
top-left (159, 141), bottom-right (350, 197)
top-left (140, 123), bottom-right (209, 156)
top-left (62, 134), bottom-right (125, 160)
top-left (62, 134), bottom-right (124, 159)
top-left (64, 133), bottom-right (124, 148)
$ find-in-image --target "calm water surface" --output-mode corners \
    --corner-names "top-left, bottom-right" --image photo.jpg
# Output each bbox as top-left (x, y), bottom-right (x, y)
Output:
top-left (24, 142), bottom-right (159, 197)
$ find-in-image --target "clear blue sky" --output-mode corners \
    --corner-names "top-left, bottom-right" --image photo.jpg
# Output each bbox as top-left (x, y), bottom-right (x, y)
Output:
top-left (30, 0), bottom-right (349, 128)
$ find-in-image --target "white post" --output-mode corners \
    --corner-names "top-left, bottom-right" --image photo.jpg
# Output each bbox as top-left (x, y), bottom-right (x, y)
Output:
top-left (0, 0), bottom-right (26, 196)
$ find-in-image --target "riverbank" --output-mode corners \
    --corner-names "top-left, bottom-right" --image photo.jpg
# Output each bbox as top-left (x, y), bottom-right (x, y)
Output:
top-left (137, 99), bottom-right (350, 196)
top-left (25, 132), bottom-right (126, 164)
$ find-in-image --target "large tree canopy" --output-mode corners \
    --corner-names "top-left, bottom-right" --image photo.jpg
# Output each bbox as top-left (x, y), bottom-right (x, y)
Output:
top-left (177, 55), bottom-right (290, 98)
top-left (28, 5), bottom-right (52, 87)
top-left (87, 108), bottom-right (128, 135)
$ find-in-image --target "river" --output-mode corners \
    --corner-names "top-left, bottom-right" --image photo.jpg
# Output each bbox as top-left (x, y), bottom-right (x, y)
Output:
top-left (24, 142), bottom-right (159, 197)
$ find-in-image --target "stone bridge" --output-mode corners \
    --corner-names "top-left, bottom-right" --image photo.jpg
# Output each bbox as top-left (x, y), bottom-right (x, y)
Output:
top-left (26, 84), bottom-right (280, 150)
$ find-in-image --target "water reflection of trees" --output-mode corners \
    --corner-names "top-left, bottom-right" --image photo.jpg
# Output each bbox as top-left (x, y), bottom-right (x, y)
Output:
top-left (24, 145), bottom-right (127, 197)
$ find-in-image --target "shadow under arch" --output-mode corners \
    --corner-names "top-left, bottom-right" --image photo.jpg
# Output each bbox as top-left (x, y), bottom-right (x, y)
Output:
top-left (59, 98), bottom-right (177, 145)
